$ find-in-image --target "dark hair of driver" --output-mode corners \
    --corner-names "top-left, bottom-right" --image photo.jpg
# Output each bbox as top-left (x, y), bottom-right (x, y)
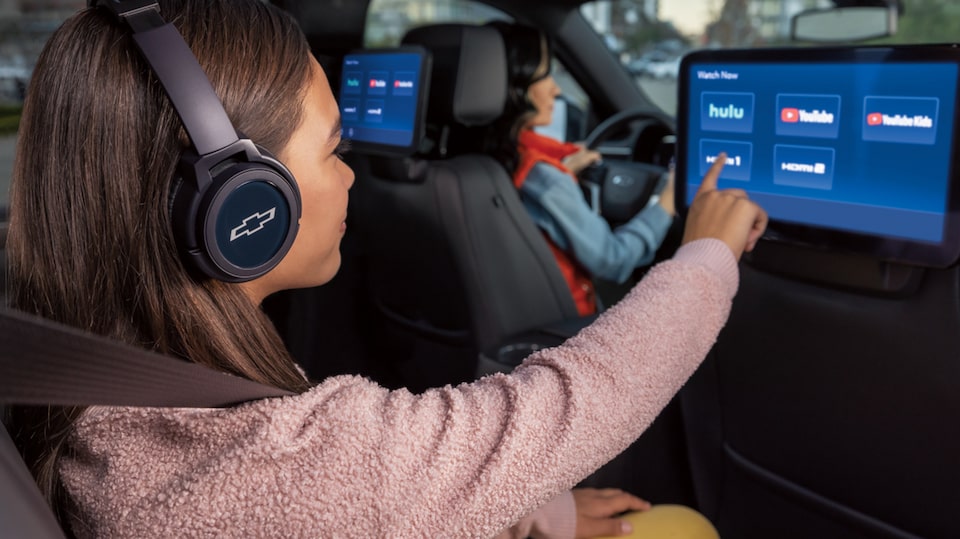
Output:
top-left (6, 0), bottom-right (312, 525)
top-left (485, 21), bottom-right (553, 173)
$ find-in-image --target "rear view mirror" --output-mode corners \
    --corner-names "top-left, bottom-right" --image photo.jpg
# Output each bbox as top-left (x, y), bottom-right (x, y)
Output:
top-left (791, 6), bottom-right (897, 43)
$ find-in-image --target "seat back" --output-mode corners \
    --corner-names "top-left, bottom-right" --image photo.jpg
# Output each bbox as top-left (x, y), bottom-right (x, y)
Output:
top-left (0, 193), bottom-right (51, 534)
top-left (349, 24), bottom-right (579, 391)
top-left (0, 418), bottom-right (65, 538)
top-left (680, 244), bottom-right (960, 538)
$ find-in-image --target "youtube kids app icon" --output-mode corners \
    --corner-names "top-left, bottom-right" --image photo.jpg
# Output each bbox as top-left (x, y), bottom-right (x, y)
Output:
top-left (775, 94), bottom-right (841, 139)
top-left (863, 96), bottom-right (939, 145)
top-left (392, 71), bottom-right (416, 97)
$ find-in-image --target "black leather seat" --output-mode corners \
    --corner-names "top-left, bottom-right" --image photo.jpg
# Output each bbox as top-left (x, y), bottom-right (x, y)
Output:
top-left (0, 419), bottom-right (65, 538)
top-left (348, 24), bottom-right (585, 392)
top-left (680, 243), bottom-right (960, 538)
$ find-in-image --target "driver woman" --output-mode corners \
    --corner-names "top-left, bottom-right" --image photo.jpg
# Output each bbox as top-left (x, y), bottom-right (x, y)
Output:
top-left (7, 1), bottom-right (766, 537)
top-left (486, 22), bottom-right (676, 315)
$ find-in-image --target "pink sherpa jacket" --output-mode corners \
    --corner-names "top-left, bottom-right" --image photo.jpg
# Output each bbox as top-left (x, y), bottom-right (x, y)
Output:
top-left (60, 239), bottom-right (739, 538)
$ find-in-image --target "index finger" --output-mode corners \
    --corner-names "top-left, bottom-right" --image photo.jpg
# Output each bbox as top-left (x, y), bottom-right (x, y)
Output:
top-left (697, 152), bottom-right (727, 195)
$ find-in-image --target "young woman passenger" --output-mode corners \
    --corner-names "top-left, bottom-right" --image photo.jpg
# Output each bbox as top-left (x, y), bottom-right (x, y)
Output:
top-left (7, 1), bottom-right (766, 537)
top-left (486, 22), bottom-right (678, 316)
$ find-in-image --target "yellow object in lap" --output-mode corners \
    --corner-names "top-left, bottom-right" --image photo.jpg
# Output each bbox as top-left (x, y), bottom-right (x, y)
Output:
top-left (596, 505), bottom-right (720, 539)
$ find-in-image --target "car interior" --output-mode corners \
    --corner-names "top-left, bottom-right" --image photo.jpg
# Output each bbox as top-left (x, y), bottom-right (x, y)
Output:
top-left (3, 0), bottom-right (960, 538)
top-left (344, 22), bottom-right (614, 391)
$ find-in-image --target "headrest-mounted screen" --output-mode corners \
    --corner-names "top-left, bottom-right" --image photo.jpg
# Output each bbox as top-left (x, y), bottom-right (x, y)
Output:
top-left (677, 44), bottom-right (960, 268)
top-left (338, 46), bottom-right (431, 156)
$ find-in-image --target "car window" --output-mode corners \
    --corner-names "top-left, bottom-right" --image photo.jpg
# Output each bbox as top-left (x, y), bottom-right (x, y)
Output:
top-left (583, 0), bottom-right (960, 116)
top-left (1, 1), bottom-right (82, 209)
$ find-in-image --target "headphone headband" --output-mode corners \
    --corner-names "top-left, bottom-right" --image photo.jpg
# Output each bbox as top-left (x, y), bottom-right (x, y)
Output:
top-left (89, 0), bottom-right (302, 282)
top-left (92, 0), bottom-right (239, 158)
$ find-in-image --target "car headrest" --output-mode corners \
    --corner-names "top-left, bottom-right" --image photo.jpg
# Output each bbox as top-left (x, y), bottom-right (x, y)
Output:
top-left (402, 23), bottom-right (506, 128)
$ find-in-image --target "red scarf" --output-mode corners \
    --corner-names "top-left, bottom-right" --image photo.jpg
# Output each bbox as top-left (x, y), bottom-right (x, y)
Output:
top-left (514, 130), bottom-right (597, 315)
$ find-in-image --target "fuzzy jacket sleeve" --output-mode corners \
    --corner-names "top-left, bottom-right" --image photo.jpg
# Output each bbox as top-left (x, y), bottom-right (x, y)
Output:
top-left (60, 239), bottom-right (738, 539)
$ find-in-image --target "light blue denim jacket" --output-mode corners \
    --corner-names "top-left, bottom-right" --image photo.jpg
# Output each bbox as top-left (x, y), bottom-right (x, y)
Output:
top-left (518, 162), bottom-right (674, 284)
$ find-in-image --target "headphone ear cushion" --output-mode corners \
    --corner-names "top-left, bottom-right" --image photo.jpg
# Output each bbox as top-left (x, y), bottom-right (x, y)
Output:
top-left (168, 168), bottom-right (207, 276)
top-left (168, 174), bottom-right (184, 220)
top-left (169, 149), bottom-right (301, 283)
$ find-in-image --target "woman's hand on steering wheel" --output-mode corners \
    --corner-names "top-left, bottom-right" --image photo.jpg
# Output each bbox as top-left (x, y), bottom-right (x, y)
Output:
top-left (563, 143), bottom-right (603, 175)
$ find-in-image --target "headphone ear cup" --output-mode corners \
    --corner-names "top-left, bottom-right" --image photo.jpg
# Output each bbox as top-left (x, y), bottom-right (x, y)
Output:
top-left (97, 3), bottom-right (302, 284)
top-left (168, 143), bottom-right (301, 283)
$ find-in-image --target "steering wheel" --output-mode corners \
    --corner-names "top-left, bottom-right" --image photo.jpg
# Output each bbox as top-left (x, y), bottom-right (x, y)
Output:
top-left (583, 107), bottom-right (676, 155)
top-left (578, 108), bottom-right (676, 226)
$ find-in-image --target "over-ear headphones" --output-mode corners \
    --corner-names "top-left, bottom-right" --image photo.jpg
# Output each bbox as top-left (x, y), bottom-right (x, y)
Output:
top-left (91, 0), bottom-right (301, 283)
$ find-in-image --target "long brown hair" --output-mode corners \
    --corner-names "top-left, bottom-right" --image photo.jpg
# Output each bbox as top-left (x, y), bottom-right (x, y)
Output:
top-left (7, 0), bottom-right (313, 525)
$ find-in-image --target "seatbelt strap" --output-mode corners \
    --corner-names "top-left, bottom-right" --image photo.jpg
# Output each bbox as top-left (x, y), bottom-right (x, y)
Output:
top-left (0, 307), bottom-right (293, 408)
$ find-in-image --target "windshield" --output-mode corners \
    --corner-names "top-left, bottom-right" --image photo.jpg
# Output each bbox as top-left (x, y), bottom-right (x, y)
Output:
top-left (583, 0), bottom-right (960, 115)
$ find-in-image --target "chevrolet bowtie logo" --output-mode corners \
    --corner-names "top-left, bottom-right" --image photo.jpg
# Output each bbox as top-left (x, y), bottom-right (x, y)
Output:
top-left (230, 207), bottom-right (277, 242)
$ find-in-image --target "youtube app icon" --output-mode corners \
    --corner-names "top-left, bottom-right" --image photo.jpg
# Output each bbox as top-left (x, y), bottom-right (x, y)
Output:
top-left (867, 112), bottom-right (882, 126)
top-left (775, 94), bottom-right (840, 138)
top-left (781, 107), bottom-right (799, 123)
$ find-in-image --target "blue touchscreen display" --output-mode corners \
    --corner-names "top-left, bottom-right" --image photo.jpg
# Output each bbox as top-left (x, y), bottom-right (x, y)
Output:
top-left (681, 58), bottom-right (958, 245)
top-left (339, 49), bottom-right (428, 155)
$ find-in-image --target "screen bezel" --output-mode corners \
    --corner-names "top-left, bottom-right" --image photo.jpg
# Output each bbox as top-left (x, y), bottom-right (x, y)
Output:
top-left (338, 46), bottom-right (432, 157)
top-left (676, 44), bottom-right (960, 268)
